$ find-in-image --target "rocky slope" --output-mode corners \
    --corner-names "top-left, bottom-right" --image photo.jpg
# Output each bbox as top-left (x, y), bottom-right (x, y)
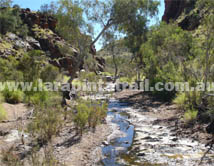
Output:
top-left (0, 8), bottom-right (104, 80)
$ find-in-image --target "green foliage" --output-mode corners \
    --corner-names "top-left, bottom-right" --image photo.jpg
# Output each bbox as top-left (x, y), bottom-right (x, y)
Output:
top-left (73, 100), bottom-right (108, 136)
top-left (74, 102), bottom-right (89, 136)
top-left (84, 0), bottom-right (159, 48)
top-left (40, 0), bottom-right (84, 44)
top-left (25, 90), bottom-right (49, 106)
top-left (29, 145), bottom-right (59, 166)
top-left (40, 64), bottom-right (60, 82)
top-left (173, 93), bottom-right (187, 109)
top-left (140, 22), bottom-right (194, 100)
top-left (28, 106), bottom-right (63, 143)
top-left (0, 9), bottom-right (17, 35)
top-left (0, 104), bottom-right (7, 121)
top-left (183, 108), bottom-right (198, 125)
top-left (2, 88), bottom-right (24, 104)
top-left (0, 93), bottom-right (4, 102)
top-left (0, 8), bottom-right (29, 37)
top-left (0, 50), bottom-right (60, 106)
top-left (79, 72), bottom-right (99, 82)
top-left (18, 50), bottom-right (46, 82)
top-left (0, 54), bottom-right (23, 82)
top-left (101, 72), bottom-right (113, 76)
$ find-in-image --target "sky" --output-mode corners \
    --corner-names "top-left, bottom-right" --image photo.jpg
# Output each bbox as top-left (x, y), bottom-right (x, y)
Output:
top-left (12, 0), bottom-right (165, 50)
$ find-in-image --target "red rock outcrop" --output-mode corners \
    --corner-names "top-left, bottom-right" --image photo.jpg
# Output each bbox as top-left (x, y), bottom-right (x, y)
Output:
top-left (162, 0), bottom-right (186, 23)
top-left (20, 8), bottom-right (57, 32)
top-left (162, 0), bottom-right (201, 31)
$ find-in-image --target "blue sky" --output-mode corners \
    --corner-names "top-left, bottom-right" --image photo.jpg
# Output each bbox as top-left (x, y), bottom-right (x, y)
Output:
top-left (13, 0), bottom-right (165, 50)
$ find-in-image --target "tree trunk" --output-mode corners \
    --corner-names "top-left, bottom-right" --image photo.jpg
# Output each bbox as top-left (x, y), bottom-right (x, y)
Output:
top-left (113, 52), bottom-right (118, 83)
top-left (204, 29), bottom-right (211, 93)
top-left (90, 19), bottom-right (113, 47)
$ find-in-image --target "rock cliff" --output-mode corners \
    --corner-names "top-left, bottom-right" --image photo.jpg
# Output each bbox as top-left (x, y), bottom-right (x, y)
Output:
top-left (0, 8), bottom-right (104, 80)
top-left (162, 0), bottom-right (204, 31)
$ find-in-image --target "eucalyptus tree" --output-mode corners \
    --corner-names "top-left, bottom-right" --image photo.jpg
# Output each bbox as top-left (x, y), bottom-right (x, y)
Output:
top-left (83, 0), bottom-right (159, 48)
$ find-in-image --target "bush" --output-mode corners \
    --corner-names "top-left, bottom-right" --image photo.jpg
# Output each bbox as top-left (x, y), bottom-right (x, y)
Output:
top-left (0, 56), bottom-right (24, 82)
top-left (88, 101), bottom-right (107, 129)
top-left (0, 8), bottom-right (28, 37)
top-left (2, 88), bottom-right (24, 104)
top-left (18, 50), bottom-right (46, 82)
top-left (79, 72), bottom-right (99, 82)
top-left (0, 93), bottom-right (4, 102)
top-left (73, 100), bottom-right (108, 136)
top-left (25, 91), bottom-right (49, 106)
top-left (41, 64), bottom-right (60, 82)
top-left (1, 146), bottom-right (23, 166)
top-left (183, 108), bottom-right (198, 125)
top-left (0, 9), bottom-right (17, 35)
top-left (0, 104), bottom-right (7, 121)
top-left (73, 102), bottom-right (90, 136)
top-left (28, 106), bottom-right (63, 144)
top-left (173, 93), bottom-right (187, 109)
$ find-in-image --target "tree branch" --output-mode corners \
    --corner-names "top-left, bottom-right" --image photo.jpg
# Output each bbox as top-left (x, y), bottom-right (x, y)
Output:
top-left (90, 19), bottom-right (114, 47)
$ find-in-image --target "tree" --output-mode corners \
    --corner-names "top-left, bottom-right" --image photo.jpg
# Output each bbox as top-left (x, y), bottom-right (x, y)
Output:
top-left (0, 7), bottom-right (28, 36)
top-left (83, 0), bottom-right (159, 47)
top-left (203, 15), bottom-right (214, 92)
top-left (40, 0), bottom-right (94, 82)
top-left (140, 22), bottom-right (194, 100)
top-left (40, 0), bottom-right (84, 45)
top-left (103, 28), bottom-right (120, 82)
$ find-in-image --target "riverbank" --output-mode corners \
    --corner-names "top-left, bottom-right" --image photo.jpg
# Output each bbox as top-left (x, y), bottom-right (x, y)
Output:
top-left (0, 102), bottom-right (112, 166)
top-left (113, 90), bottom-right (214, 165)
top-left (115, 90), bottom-right (212, 144)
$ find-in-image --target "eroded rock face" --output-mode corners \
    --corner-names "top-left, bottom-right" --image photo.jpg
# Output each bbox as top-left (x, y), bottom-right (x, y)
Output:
top-left (162, 0), bottom-right (201, 31)
top-left (20, 8), bottom-right (57, 32)
top-left (162, 0), bottom-right (186, 23)
top-left (0, 8), bottom-right (105, 79)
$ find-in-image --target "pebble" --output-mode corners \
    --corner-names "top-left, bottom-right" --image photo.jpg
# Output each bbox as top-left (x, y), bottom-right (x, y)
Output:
top-left (102, 141), bottom-right (109, 146)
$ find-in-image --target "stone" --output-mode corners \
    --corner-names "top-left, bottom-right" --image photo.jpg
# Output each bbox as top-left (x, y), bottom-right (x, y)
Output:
top-left (26, 36), bottom-right (41, 49)
top-left (137, 153), bottom-right (145, 157)
top-left (102, 141), bottom-right (109, 146)
top-left (171, 138), bottom-right (178, 142)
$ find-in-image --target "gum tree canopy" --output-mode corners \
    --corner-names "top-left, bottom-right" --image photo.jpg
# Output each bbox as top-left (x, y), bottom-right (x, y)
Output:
top-left (83, 0), bottom-right (159, 47)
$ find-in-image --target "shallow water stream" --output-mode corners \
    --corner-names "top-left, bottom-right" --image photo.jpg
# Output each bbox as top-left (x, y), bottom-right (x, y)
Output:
top-left (100, 99), bottom-right (214, 166)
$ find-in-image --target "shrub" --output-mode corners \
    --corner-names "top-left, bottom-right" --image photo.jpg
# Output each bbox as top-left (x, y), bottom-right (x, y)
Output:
top-left (41, 64), bottom-right (60, 82)
top-left (18, 50), bottom-right (46, 82)
top-left (0, 9), bottom-right (17, 35)
top-left (25, 91), bottom-right (49, 106)
top-left (0, 93), bottom-right (4, 102)
top-left (24, 81), bottom-right (50, 106)
top-left (88, 101), bottom-right (107, 130)
top-left (73, 100), bottom-right (108, 136)
top-left (183, 108), bottom-right (198, 125)
top-left (2, 88), bottom-right (24, 104)
top-left (0, 56), bottom-right (24, 82)
top-left (173, 93), bottom-right (187, 109)
top-left (73, 102), bottom-right (90, 136)
top-left (0, 104), bottom-right (7, 121)
top-left (28, 106), bottom-right (63, 144)
top-left (79, 72), bottom-right (99, 82)
top-left (0, 7), bottom-right (29, 37)
top-left (1, 146), bottom-right (23, 166)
